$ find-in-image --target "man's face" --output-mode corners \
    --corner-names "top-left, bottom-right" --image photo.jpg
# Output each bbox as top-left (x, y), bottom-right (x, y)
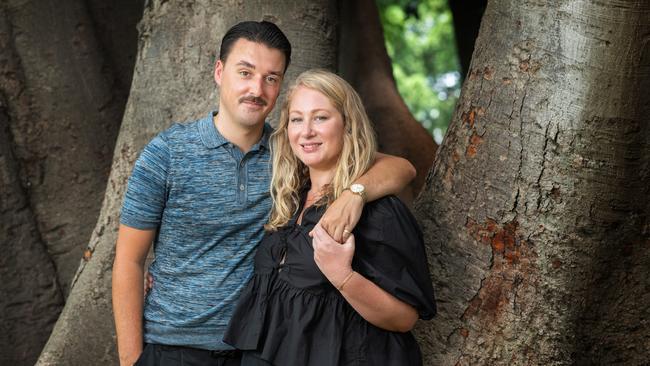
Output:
top-left (214, 38), bottom-right (286, 129)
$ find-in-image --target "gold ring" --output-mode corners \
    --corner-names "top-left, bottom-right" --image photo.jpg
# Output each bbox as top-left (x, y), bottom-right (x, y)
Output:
top-left (343, 229), bottom-right (351, 234)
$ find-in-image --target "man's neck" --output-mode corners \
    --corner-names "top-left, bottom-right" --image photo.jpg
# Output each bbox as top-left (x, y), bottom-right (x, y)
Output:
top-left (213, 113), bottom-right (264, 153)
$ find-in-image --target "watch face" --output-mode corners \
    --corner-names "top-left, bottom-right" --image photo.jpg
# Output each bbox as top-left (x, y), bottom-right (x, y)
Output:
top-left (351, 183), bottom-right (364, 193)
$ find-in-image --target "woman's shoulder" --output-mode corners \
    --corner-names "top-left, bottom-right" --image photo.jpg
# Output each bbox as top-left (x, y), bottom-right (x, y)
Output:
top-left (356, 195), bottom-right (422, 241)
top-left (364, 195), bottom-right (414, 221)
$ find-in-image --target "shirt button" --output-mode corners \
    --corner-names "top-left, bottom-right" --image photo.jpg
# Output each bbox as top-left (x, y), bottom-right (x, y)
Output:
top-left (239, 184), bottom-right (245, 191)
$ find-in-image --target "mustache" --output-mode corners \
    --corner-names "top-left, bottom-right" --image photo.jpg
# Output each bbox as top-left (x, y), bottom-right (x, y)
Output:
top-left (239, 95), bottom-right (267, 106)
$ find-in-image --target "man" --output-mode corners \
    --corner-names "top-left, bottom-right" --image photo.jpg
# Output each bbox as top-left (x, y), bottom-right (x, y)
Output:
top-left (112, 21), bottom-right (415, 366)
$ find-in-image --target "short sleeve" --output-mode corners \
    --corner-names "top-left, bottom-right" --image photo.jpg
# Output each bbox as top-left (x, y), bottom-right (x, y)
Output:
top-left (353, 196), bottom-right (436, 320)
top-left (120, 134), bottom-right (170, 230)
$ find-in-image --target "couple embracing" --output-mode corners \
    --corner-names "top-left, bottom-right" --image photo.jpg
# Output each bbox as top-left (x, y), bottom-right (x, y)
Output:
top-left (112, 20), bottom-right (436, 366)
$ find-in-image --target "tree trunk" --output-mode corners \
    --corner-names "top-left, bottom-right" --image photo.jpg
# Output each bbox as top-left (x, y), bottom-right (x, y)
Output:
top-left (338, 0), bottom-right (436, 199)
top-left (0, 0), bottom-right (126, 298)
top-left (0, 0), bottom-right (130, 363)
top-left (0, 99), bottom-right (64, 366)
top-left (36, 1), bottom-right (338, 364)
top-left (414, 0), bottom-right (650, 364)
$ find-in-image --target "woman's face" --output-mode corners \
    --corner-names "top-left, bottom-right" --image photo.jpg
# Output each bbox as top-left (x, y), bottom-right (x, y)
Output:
top-left (287, 86), bottom-right (345, 173)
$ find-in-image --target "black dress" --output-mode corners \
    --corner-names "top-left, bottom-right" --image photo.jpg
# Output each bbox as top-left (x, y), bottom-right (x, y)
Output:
top-left (223, 193), bottom-right (436, 366)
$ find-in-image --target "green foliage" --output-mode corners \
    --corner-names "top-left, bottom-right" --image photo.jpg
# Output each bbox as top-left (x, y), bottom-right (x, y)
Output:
top-left (377, 0), bottom-right (461, 143)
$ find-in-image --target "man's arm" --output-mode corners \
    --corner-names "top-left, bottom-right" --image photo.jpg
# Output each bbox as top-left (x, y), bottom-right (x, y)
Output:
top-left (112, 225), bottom-right (155, 366)
top-left (319, 152), bottom-right (416, 242)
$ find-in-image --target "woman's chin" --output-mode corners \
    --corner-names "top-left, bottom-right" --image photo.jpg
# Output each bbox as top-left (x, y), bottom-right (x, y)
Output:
top-left (301, 162), bottom-right (337, 174)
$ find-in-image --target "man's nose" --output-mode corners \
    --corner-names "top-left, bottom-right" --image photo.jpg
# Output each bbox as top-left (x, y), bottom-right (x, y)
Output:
top-left (249, 75), bottom-right (264, 96)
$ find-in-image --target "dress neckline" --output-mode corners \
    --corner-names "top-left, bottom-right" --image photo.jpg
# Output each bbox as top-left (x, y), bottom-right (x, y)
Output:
top-left (290, 183), bottom-right (325, 228)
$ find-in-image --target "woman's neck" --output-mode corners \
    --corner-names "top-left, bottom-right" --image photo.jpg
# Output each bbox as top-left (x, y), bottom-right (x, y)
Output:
top-left (308, 168), bottom-right (335, 194)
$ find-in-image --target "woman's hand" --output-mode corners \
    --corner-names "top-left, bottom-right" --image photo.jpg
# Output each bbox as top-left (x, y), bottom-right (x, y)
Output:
top-left (311, 224), bottom-right (355, 288)
top-left (312, 224), bottom-right (418, 331)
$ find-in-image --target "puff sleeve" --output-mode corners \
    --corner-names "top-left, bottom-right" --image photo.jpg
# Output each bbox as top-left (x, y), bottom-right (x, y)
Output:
top-left (352, 196), bottom-right (436, 320)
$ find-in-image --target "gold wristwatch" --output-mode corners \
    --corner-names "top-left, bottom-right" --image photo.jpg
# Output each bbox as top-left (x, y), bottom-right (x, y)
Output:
top-left (345, 183), bottom-right (367, 203)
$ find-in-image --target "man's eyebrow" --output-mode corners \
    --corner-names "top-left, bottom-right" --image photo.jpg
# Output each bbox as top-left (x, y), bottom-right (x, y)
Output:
top-left (235, 60), bottom-right (282, 76)
top-left (236, 60), bottom-right (255, 68)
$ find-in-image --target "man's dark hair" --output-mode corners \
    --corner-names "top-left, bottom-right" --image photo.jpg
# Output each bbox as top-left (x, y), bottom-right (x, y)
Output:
top-left (219, 21), bottom-right (292, 72)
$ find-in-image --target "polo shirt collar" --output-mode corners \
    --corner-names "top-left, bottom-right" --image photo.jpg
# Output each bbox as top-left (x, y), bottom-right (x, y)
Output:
top-left (199, 110), bottom-right (272, 150)
top-left (257, 123), bottom-right (272, 150)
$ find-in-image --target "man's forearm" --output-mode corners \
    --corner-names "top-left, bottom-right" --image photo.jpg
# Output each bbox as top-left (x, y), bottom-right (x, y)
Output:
top-left (317, 153), bottom-right (415, 242)
top-left (112, 260), bottom-right (145, 366)
top-left (355, 152), bottom-right (415, 202)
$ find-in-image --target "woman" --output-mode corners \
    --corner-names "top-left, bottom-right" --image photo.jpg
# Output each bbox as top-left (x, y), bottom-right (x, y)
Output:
top-left (223, 69), bottom-right (436, 365)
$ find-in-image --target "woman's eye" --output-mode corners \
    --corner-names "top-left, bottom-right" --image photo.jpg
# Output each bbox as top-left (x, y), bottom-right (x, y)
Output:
top-left (315, 115), bottom-right (328, 122)
top-left (290, 117), bottom-right (302, 123)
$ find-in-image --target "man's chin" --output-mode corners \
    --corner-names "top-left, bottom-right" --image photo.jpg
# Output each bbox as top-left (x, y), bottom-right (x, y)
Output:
top-left (243, 109), bottom-right (272, 122)
top-left (237, 115), bottom-right (267, 128)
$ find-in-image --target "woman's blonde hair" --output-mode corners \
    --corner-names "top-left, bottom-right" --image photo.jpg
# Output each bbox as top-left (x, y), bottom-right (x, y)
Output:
top-left (266, 69), bottom-right (377, 231)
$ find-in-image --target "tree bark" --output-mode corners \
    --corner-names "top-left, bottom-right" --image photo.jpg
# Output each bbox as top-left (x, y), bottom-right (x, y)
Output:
top-left (338, 0), bottom-right (437, 199)
top-left (414, 0), bottom-right (650, 364)
top-left (0, 0), bottom-right (130, 362)
top-left (36, 1), bottom-right (338, 364)
top-left (0, 99), bottom-right (64, 366)
top-left (0, 0), bottom-right (126, 301)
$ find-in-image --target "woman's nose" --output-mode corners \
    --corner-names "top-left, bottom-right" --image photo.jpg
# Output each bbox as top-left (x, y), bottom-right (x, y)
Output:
top-left (300, 121), bottom-right (315, 136)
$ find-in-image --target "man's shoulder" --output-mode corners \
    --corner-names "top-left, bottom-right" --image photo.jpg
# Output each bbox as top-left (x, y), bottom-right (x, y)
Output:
top-left (149, 114), bottom-right (214, 154)
top-left (158, 117), bottom-right (203, 141)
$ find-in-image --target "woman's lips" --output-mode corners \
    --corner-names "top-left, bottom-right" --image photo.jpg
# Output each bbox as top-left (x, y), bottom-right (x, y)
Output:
top-left (300, 142), bottom-right (321, 152)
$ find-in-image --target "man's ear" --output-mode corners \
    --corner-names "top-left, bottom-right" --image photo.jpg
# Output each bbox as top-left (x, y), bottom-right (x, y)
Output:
top-left (214, 60), bottom-right (224, 86)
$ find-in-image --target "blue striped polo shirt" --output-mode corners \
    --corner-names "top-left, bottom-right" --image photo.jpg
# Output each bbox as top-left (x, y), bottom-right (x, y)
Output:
top-left (120, 111), bottom-right (273, 350)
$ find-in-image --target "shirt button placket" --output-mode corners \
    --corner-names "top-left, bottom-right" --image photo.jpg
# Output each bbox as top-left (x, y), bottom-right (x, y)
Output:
top-left (237, 158), bottom-right (246, 204)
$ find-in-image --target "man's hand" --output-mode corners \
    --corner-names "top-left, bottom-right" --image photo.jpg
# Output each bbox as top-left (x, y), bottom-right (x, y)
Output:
top-left (144, 272), bottom-right (153, 298)
top-left (317, 190), bottom-right (364, 243)
top-left (312, 224), bottom-right (355, 288)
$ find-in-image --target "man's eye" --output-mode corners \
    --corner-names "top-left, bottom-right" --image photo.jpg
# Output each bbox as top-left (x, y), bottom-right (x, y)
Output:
top-left (266, 76), bottom-right (278, 84)
top-left (239, 70), bottom-right (250, 77)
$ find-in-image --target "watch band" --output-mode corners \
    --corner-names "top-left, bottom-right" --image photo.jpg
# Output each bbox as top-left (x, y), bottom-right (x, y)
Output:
top-left (345, 183), bottom-right (367, 203)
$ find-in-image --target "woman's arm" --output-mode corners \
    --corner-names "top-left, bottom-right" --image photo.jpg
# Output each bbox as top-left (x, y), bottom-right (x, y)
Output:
top-left (318, 153), bottom-right (416, 242)
top-left (338, 270), bottom-right (418, 332)
top-left (311, 224), bottom-right (418, 332)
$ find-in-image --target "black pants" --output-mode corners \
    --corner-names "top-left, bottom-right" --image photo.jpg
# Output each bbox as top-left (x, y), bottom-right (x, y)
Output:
top-left (135, 343), bottom-right (242, 366)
